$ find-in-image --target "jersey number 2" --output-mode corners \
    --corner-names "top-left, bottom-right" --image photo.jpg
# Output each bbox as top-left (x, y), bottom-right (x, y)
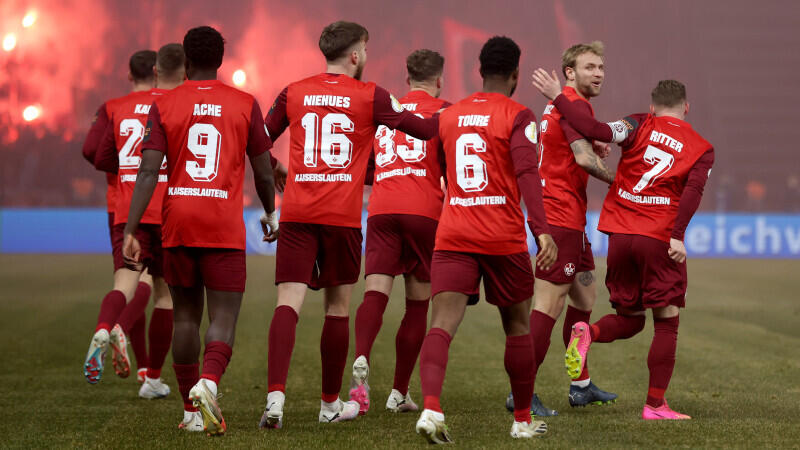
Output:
top-left (118, 119), bottom-right (145, 169)
top-left (633, 145), bottom-right (674, 193)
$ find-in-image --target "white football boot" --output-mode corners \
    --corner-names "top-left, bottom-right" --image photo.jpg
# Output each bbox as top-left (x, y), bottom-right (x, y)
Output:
top-left (319, 398), bottom-right (360, 423)
top-left (415, 409), bottom-right (453, 444)
top-left (510, 420), bottom-right (548, 438)
top-left (259, 391), bottom-right (285, 429)
top-left (178, 411), bottom-right (204, 432)
top-left (386, 389), bottom-right (419, 412)
top-left (109, 324), bottom-right (131, 378)
top-left (83, 329), bottom-right (109, 384)
top-left (189, 379), bottom-right (226, 436)
top-left (138, 377), bottom-right (171, 399)
top-left (349, 355), bottom-right (370, 415)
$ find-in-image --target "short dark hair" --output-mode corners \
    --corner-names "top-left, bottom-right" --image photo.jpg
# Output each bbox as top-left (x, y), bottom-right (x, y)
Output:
top-left (651, 80), bottom-right (687, 107)
top-left (406, 49), bottom-right (444, 82)
top-left (319, 21), bottom-right (369, 62)
top-left (129, 50), bottom-right (156, 81)
top-left (479, 36), bottom-right (521, 79)
top-left (183, 26), bottom-right (225, 70)
top-left (156, 43), bottom-right (185, 77)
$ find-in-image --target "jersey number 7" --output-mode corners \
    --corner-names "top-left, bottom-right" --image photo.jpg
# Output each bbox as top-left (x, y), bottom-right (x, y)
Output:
top-left (632, 145), bottom-right (674, 193)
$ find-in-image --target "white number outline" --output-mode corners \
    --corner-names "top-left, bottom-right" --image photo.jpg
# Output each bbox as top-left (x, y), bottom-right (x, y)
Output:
top-left (186, 123), bottom-right (222, 182)
top-left (632, 145), bottom-right (674, 193)
top-left (302, 112), bottom-right (354, 168)
top-left (118, 119), bottom-right (145, 170)
top-left (374, 113), bottom-right (428, 168)
top-left (455, 133), bottom-right (488, 192)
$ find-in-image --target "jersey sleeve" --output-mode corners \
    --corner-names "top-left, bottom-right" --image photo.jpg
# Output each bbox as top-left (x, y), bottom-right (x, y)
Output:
top-left (373, 85), bottom-right (438, 140)
top-left (671, 147), bottom-right (714, 240)
top-left (93, 120), bottom-right (119, 173)
top-left (265, 87), bottom-right (289, 142)
top-left (552, 94), bottom-right (639, 144)
top-left (509, 108), bottom-right (550, 237)
top-left (617, 113), bottom-right (648, 149)
top-left (247, 99), bottom-right (273, 158)
top-left (559, 118), bottom-right (586, 144)
top-left (142, 102), bottom-right (167, 154)
top-left (81, 104), bottom-right (109, 165)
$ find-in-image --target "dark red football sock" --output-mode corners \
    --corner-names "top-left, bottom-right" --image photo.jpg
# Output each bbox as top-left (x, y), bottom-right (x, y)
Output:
top-left (117, 282), bottom-right (150, 332)
top-left (420, 328), bottom-right (452, 413)
top-left (647, 315), bottom-right (680, 408)
top-left (267, 305), bottom-right (298, 393)
top-left (173, 363), bottom-right (199, 412)
top-left (129, 313), bottom-right (148, 371)
top-left (564, 306), bottom-right (592, 380)
top-left (146, 307), bottom-right (173, 379)
top-left (354, 290), bottom-right (389, 362)
top-left (392, 298), bottom-right (429, 394)
top-left (505, 334), bottom-right (534, 424)
top-left (320, 315), bottom-right (349, 403)
top-left (590, 314), bottom-right (646, 343)
top-left (95, 290), bottom-right (126, 332)
top-left (530, 310), bottom-right (555, 368)
top-left (201, 341), bottom-right (232, 384)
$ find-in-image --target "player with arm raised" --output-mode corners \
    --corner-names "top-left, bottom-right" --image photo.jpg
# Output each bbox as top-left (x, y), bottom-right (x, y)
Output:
top-left (349, 49), bottom-right (451, 415)
top-left (82, 50), bottom-right (158, 387)
top-left (533, 73), bottom-right (714, 420)
top-left (506, 42), bottom-right (617, 416)
top-left (260, 21), bottom-right (438, 429)
top-left (123, 26), bottom-right (278, 435)
top-left (414, 36), bottom-right (557, 444)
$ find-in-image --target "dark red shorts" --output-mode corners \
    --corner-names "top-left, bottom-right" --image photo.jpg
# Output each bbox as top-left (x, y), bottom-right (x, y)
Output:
top-left (605, 233), bottom-right (687, 311)
top-left (163, 246), bottom-right (247, 292)
top-left (111, 223), bottom-right (164, 277)
top-left (535, 225), bottom-right (595, 284)
top-left (275, 222), bottom-right (362, 289)
top-left (365, 214), bottom-right (438, 282)
top-left (431, 250), bottom-right (534, 307)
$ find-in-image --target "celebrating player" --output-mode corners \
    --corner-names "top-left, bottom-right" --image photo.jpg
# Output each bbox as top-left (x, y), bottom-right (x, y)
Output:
top-left (506, 42), bottom-right (617, 416)
top-left (349, 49), bottom-right (450, 415)
top-left (533, 71), bottom-right (714, 420)
top-left (82, 50), bottom-right (158, 386)
top-left (123, 26), bottom-right (278, 435)
top-left (414, 36), bottom-right (557, 443)
top-left (260, 21), bottom-right (438, 428)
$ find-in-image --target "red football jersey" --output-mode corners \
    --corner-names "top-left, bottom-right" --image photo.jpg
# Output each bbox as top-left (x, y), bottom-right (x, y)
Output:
top-left (435, 92), bottom-right (540, 255)
top-left (599, 114), bottom-right (713, 242)
top-left (80, 103), bottom-right (118, 213)
top-left (266, 73), bottom-right (437, 228)
top-left (539, 86), bottom-right (593, 231)
top-left (102, 89), bottom-right (169, 225)
top-left (143, 80), bottom-right (271, 249)
top-left (369, 90), bottom-right (450, 220)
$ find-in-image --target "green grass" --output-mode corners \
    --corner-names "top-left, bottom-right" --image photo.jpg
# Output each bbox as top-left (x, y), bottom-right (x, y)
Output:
top-left (1, 255), bottom-right (799, 448)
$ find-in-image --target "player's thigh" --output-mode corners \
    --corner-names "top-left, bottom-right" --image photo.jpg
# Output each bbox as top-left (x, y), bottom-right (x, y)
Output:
top-left (277, 282), bottom-right (308, 314)
top-left (364, 273), bottom-right (394, 295)
top-left (168, 284), bottom-right (205, 325)
top-left (316, 225), bottom-right (362, 289)
top-left (479, 253), bottom-right (534, 308)
top-left (652, 305), bottom-right (680, 319)
top-left (568, 271), bottom-right (597, 312)
top-left (533, 277), bottom-right (571, 318)
top-left (404, 273), bottom-right (431, 301)
top-left (606, 234), bottom-right (643, 309)
top-left (112, 267), bottom-right (142, 300)
top-left (275, 222), bottom-right (320, 286)
top-left (430, 250), bottom-right (481, 306)
top-left (635, 235), bottom-right (687, 310)
top-left (364, 215), bottom-right (404, 279)
top-left (429, 290), bottom-right (470, 336)
top-left (198, 248), bottom-right (246, 293)
top-left (497, 298), bottom-right (532, 337)
top-left (138, 270), bottom-right (154, 287)
top-left (206, 288), bottom-right (244, 324)
top-left (152, 276), bottom-right (172, 309)
top-left (534, 225), bottom-right (584, 285)
top-left (323, 283), bottom-right (356, 316)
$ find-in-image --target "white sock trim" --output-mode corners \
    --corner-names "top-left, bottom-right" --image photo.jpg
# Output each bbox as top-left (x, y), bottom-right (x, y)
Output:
top-left (571, 378), bottom-right (591, 388)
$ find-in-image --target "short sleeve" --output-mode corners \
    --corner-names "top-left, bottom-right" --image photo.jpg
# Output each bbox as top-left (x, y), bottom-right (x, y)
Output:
top-left (247, 99), bottom-right (273, 157)
top-left (142, 102), bottom-right (167, 154)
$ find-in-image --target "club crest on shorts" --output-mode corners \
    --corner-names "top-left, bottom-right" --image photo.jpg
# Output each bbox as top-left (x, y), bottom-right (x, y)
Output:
top-left (564, 262), bottom-right (576, 277)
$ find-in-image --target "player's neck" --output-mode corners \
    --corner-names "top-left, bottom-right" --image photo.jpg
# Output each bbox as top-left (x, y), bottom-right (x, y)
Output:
top-left (157, 80), bottom-right (182, 90)
top-left (131, 81), bottom-right (154, 92)
top-left (325, 63), bottom-right (356, 78)
top-left (481, 81), bottom-right (512, 97)
top-left (409, 84), bottom-right (437, 97)
top-left (189, 69), bottom-right (218, 81)
top-left (566, 81), bottom-right (587, 100)
top-left (655, 110), bottom-right (686, 121)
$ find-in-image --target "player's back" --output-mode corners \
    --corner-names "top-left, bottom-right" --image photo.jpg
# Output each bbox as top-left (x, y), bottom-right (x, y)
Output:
top-left (539, 86), bottom-right (592, 230)
top-left (150, 79), bottom-right (260, 249)
top-left (281, 73), bottom-right (382, 228)
top-left (369, 90), bottom-right (449, 220)
top-left (436, 92), bottom-right (533, 255)
top-left (106, 89), bottom-right (169, 225)
top-left (599, 114), bottom-right (712, 241)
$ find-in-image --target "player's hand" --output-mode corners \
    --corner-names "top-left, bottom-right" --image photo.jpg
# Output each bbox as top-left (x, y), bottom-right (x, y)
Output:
top-left (273, 160), bottom-right (288, 193)
top-left (536, 233), bottom-right (558, 271)
top-left (668, 238), bottom-right (687, 263)
top-left (122, 233), bottom-right (143, 271)
top-left (531, 69), bottom-right (562, 100)
top-left (260, 211), bottom-right (280, 243)
top-left (592, 141), bottom-right (611, 159)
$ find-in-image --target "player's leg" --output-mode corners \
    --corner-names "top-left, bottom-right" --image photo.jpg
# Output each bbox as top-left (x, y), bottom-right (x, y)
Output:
top-left (139, 276), bottom-right (173, 399)
top-left (319, 283), bottom-right (361, 422)
top-left (386, 273), bottom-right (428, 413)
top-left (123, 272), bottom-right (152, 382)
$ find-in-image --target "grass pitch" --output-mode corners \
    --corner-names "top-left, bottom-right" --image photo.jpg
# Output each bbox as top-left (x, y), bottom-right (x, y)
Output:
top-left (1, 255), bottom-right (798, 448)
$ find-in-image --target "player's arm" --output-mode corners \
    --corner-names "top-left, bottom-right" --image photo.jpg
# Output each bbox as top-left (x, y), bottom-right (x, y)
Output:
top-left (247, 100), bottom-right (279, 242)
top-left (562, 119), bottom-right (614, 184)
top-left (122, 103), bottom-right (165, 267)
top-left (373, 86), bottom-right (438, 140)
top-left (81, 104), bottom-right (109, 165)
top-left (510, 109), bottom-right (557, 270)
top-left (668, 148), bottom-right (715, 263)
top-left (364, 147), bottom-right (375, 186)
top-left (93, 120), bottom-right (119, 173)
top-left (264, 87), bottom-right (289, 192)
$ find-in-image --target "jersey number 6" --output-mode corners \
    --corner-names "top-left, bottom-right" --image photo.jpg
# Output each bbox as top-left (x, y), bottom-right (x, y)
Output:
top-left (456, 133), bottom-right (488, 192)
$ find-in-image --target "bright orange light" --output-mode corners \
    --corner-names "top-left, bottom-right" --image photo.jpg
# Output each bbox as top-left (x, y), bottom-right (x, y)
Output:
top-left (23, 105), bottom-right (41, 122)
top-left (232, 69), bottom-right (246, 87)
top-left (22, 11), bottom-right (38, 28)
top-left (2, 33), bottom-right (17, 52)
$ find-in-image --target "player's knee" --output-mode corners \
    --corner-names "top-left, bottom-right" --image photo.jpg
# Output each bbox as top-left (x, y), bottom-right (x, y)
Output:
top-left (153, 294), bottom-right (172, 309)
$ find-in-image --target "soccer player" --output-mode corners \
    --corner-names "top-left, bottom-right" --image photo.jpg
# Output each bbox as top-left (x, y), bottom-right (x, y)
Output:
top-left (506, 42), bottom-right (617, 416)
top-left (260, 21), bottom-right (438, 428)
top-left (82, 50), bottom-right (158, 386)
top-left (533, 72), bottom-right (714, 420)
top-left (123, 26), bottom-right (278, 435)
top-left (414, 36), bottom-right (558, 443)
top-left (349, 49), bottom-right (451, 415)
